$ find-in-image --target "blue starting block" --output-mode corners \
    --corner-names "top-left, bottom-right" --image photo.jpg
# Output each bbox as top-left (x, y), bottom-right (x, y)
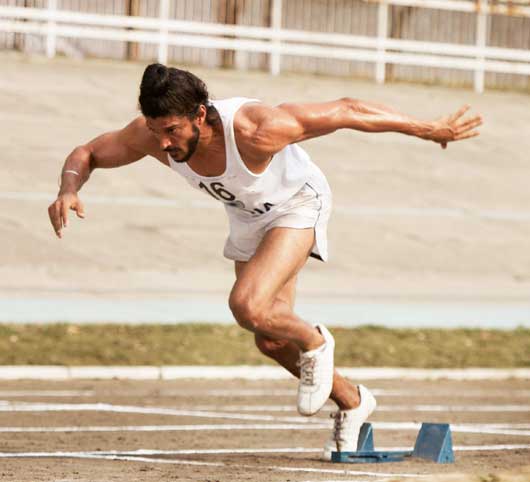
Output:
top-left (331, 422), bottom-right (454, 464)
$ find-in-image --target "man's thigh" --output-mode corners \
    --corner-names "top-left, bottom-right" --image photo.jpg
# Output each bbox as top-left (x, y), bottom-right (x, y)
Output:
top-left (232, 226), bottom-right (314, 307)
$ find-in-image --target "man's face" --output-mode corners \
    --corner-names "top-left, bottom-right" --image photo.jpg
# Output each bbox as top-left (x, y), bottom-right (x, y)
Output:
top-left (146, 114), bottom-right (201, 163)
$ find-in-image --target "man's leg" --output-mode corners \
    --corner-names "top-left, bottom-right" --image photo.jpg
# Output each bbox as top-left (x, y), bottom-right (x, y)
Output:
top-left (230, 226), bottom-right (376, 457)
top-left (230, 226), bottom-right (360, 410)
top-left (229, 226), bottom-right (324, 351)
top-left (236, 264), bottom-right (360, 410)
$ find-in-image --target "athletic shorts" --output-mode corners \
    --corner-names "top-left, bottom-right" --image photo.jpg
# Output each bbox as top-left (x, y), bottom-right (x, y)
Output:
top-left (223, 171), bottom-right (332, 263)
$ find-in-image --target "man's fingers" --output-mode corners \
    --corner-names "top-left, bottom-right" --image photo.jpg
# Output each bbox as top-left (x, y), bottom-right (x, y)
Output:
top-left (74, 200), bottom-right (86, 219)
top-left (457, 115), bottom-right (483, 132)
top-left (61, 202), bottom-right (69, 229)
top-left (450, 104), bottom-right (471, 122)
top-left (454, 130), bottom-right (480, 141)
top-left (48, 203), bottom-right (62, 238)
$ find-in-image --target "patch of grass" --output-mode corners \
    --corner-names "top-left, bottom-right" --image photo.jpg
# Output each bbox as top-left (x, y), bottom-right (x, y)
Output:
top-left (0, 324), bottom-right (528, 367)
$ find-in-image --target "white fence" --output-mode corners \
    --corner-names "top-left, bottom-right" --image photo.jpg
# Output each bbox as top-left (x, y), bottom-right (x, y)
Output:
top-left (1, 0), bottom-right (530, 92)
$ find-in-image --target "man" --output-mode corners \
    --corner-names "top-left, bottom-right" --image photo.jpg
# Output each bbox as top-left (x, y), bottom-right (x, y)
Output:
top-left (48, 63), bottom-right (482, 459)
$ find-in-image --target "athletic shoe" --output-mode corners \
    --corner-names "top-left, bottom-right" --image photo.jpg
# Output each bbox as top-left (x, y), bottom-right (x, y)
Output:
top-left (297, 324), bottom-right (335, 416)
top-left (322, 384), bottom-right (377, 461)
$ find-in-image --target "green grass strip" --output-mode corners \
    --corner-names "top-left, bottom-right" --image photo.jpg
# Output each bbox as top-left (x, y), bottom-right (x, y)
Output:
top-left (0, 324), bottom-right (528, 367)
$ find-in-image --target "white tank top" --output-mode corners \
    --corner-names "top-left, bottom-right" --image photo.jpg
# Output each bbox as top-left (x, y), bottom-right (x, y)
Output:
top-left (167, 97), bottom-right (318, 221)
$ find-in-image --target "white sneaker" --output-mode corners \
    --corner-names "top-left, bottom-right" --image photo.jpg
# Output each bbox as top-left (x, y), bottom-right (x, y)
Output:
top-left (297, 324), bottom-right (335, 416)
top-left (322, 385), bottom-right (377, 461)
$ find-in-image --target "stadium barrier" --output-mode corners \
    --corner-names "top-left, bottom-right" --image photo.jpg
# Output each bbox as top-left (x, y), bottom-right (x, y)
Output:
top-left (1, 0), bottom-right (530, 92)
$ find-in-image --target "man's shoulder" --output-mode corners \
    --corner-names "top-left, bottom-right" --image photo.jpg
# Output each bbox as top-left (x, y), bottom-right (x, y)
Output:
top-left (121, 116), bottom-right (151, 143)
top-left (120, 116), bottom-right (161, 157)
top-left (233, 100), bottom-right (276, 135)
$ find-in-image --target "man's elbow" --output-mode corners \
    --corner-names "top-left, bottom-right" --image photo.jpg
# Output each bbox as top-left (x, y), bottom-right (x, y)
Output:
top-left (339, 97), bottom-right (362, 113)
top-left (69, 145), bottom-right (96, 173)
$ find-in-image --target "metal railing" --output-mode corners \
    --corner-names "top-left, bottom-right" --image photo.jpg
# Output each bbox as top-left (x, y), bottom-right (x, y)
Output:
top-left (1, 0), bottom-right (529, 92)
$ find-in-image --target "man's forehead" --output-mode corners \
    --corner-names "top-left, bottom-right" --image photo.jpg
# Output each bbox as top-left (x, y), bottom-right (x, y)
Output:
top-left (146, 115), bottom-right (187, 129)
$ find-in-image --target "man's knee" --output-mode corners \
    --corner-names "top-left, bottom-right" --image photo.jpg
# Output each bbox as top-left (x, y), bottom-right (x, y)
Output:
top-left (228, 288), bottom-right (268, 333)
top-left (255, 334), bottom-right (289, 357)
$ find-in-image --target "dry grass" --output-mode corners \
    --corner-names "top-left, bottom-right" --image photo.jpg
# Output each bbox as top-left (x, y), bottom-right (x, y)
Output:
top-left (0, 324), bottom-right (528, 366)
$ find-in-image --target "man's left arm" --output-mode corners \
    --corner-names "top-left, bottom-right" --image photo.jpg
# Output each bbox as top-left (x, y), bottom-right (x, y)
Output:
top-left (241, 98), bottom-right (482, 158)
top-left (288, 98), bottom-right (482, 147)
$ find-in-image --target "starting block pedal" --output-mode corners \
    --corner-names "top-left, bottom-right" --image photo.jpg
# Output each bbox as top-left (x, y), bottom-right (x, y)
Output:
top-left (331, 422), bottom-right (454, 464)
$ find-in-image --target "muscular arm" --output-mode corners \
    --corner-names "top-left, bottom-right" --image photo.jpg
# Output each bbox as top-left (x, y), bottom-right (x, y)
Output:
top-left (49, 117), bottom-right (156, 237)
top-left (236, 98), bottom-right (482, 170)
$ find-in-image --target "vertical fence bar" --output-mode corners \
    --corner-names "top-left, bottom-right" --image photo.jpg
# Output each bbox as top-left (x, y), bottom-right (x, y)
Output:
top-left (158, 0), bottom-right (170, 64)
top-left (269, 0), bottom-right (282, 76)
top-left (126, 0), bottom-right (140, 61)
top-left (474, 0), bottom-right (488, 93)
top-left (376, 0), bottom-right (388, 84)
top-left (46, 0), bottom-right (57, 58)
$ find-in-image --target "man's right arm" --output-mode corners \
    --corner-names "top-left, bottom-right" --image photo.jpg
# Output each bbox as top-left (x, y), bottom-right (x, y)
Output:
top-left (49, 117), bottom-right (154, 238)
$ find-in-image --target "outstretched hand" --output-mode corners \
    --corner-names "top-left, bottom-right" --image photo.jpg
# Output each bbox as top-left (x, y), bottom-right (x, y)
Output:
top-left (427, 105), bottom-right (483, 149)
top-left (48, 192), bottom-right (85, 238)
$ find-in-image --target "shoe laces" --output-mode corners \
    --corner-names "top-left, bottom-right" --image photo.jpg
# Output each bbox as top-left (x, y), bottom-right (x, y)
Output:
top-left (297, 355), bottom-right (317, 385)
top-left (331, 411), bottom-right (348, 443)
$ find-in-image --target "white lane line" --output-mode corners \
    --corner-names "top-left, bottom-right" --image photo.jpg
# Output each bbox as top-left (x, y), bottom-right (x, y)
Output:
top-left (5, 190), bottom-right (530, 222)
top-left (0, 424), bottom-right (331, 433)
top-left (192, 404), bottom-right (530, 413)
top-left (96, 444), bottom-right (530, 453)
top-left (1, 401), bottom-right (530, 435)
top-left (110, 455), bottom-right (420, 478)
top-left (0, 448), bottom-right (319, 457)
top-left (1, 443), bottom-right (529, 459)
top-left (0, 423), bottom-right (529, 436)
top-left (161, 388), bottom-right (530, 398)
top-left (47, 453), bottom-right (425, 478)
top-left (2, 388), bottom-right (529, 399)
top-left (4, 400), bottom-right (530, 424)
top-left (2, 366), bottom-right (530, 380)
top-left (455, 444), bottom-right (530, 451)
top-left (0, 450), bottom-right (418, 478)
top-left (0, 390), bottom-right (95, 397)
top-left (0, 401), bottom-right (314, 424)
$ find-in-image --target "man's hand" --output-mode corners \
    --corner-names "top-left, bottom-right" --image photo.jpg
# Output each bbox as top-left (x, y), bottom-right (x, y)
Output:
top-left (426, 105), bottom-right (483, 149)
top-left (48, 192), bottom-right (85, 238)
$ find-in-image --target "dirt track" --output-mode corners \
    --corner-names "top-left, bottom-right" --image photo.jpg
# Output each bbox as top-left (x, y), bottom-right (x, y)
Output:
top-left (1, 52), bottom-right (530, 308)
top-left (0, 378), bottom-right (529, 481)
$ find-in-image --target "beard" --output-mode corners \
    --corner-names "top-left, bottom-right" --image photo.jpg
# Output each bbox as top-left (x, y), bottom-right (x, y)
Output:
top-left (167, 124), bottom-right (200, 163)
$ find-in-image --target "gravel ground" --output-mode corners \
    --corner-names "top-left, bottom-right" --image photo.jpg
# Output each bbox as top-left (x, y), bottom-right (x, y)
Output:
top-left (0, 378), bottom-right (529, 481)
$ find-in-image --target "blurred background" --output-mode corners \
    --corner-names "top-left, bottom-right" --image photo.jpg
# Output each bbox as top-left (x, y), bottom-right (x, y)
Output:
top-left (1, 0), bottom-right (529, 330)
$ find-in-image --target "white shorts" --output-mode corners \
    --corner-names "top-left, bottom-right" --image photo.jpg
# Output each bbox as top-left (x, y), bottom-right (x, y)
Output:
top-left (223, 172), bottom-right (332, 263)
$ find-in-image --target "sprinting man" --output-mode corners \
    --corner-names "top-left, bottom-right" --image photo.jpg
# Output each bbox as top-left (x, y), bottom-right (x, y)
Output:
top-left (48, 64), bottom-right (482, 459)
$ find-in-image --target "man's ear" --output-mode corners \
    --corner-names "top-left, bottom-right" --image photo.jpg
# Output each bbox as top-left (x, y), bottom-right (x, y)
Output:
top-left (196, 104), bottom-right (207, 126)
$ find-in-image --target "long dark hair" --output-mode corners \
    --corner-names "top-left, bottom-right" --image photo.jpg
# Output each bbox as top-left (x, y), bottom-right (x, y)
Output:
top-left (138, 63), bottom-right (217, 123)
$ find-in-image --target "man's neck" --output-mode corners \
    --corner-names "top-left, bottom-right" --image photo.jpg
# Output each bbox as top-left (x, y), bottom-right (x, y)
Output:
top-left (188, 120), bottom-right (226, 176)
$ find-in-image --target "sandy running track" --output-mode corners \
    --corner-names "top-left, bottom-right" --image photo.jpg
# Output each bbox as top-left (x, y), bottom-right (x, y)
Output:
top-left (1, 52), bottom-right (529, 315)
top-left (0, 377), bottom-right (529, 481)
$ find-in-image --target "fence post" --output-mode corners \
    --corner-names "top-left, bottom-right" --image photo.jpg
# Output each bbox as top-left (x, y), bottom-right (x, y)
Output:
top-left (269, 0), bottom-right (282, 76)
top-left (158, 0), bottom-right (169, 64)
top-left (126, 0), bottom-right (141, 61)
top-left (46, 0), bottom-right (57, 58)
top-left (376, 0), bottom-right (388, 84)
top-left (474, 0), bottom-right (488, 93)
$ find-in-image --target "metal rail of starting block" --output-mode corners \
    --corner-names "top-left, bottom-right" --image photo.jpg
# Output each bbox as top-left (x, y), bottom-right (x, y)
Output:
top-left (331, 422), bottom-right (454, 464)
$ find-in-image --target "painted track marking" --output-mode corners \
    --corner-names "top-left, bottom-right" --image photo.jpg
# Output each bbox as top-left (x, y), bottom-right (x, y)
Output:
top-left (0, 423), bottom-right (529, 436)
top-left (2, 445), bottom-right (529, 457)
top-left (5, 190), bottom-right (530, 222)
top-left (2, 388), bottom-right (530, 399)
top-left (191, 404), bottom-right (530, 413)
top-left (0, 451), bottom-right (422, 478)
